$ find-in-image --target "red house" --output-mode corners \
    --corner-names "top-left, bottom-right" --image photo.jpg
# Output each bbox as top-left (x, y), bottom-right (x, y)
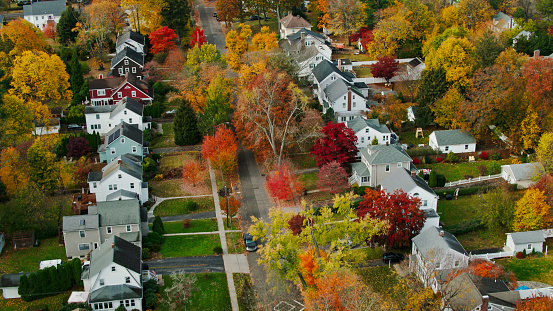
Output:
top-left (89, 73), bottom-right (153, 106)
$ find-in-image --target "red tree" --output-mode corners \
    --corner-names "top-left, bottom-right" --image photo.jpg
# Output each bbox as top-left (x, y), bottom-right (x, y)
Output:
top-left (220, 196), bottom-right (241, 217)
top-left (149, 26), bottom-right (178, 55)
top-left (533, 174), bottom-right (553, 207)
top-left (66, 137), bottom-right (91, 158)
top-left (349, 27), bottom-right (373, 49)
top-left (43, 21), bottom-right (56, 40)
top-left (265, 164), bottom-right (305, 201)
top-left (288, 214), bottom-right (306, 235)
top-left (189, 27), bottom-right (207, 48)
top-left (516, 296), bottom-right (553, 311)
top-left (317, 161), bottom-right (349, 193)
top-left (201, 126), bottom-right (238, 175)
top-left (357, 188), bottom-right (425, 248)
top-left (182, 159), bottom-right (204, 187)
top-left (466, 259), bottom-right (518, 289)
top-left (370, 55), bottom-right (399, 84)
top-left (310, 122), bottom-right (358, 168)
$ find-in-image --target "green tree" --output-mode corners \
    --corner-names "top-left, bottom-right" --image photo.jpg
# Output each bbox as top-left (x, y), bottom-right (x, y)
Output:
top-left (57, 6), bottom-right (79, 44)
top-left (473, 31), bottom-right (505, 69)
top-left (27, 139), bottom-right (58, 190)
top-left (70, 51), bottom-right (84, 96)
top-left (48, 266), bottom-right (60, 293)
top-left (537, 0), bottom-right (553, 20)
top-left (173, 98), bottom-right (200, 146)
top-left (478, 183), bottom-right (515, 229)
top-left (428, 170), bottom-right (437, 187)
top-left (18, 274), bottom-right (29, 301)
top-left (445, 151), bottom-right (458, 162)
top-left (161, 0), bottom-right (192, 42)
top-left (71, 258), bottom-right (82, 286)
top-left (27, 273), bottom-right (38, 301)
top-left (361, 0), bottom-right (389, 27)
top-left (152, 216), bottom-right (165, 235)
top-left (415, 68), bottom-right (449, 126)
top-left (198, 75), bottom-right (234, 133)
top-left (371, 137), bottom-right (379, 145)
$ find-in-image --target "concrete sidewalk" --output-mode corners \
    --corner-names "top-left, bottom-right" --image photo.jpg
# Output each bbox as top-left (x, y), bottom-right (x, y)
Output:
top-left (164, 230), bottom-right (241, 237)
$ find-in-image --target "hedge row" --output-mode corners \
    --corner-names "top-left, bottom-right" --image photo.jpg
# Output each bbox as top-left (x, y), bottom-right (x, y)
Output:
top-left (18, 258), bottom-right (82, 302)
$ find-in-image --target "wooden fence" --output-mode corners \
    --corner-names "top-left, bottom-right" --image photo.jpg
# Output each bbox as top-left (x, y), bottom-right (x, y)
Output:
top-left (444, 174), bottom-right (502, 188)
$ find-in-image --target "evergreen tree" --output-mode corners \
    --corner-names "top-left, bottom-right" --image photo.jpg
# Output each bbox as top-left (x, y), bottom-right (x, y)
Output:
top-left (161, 0), bottom-right (192, 42)
top-left (27, 272), bottom-right (38, 300)
top-left (18, 274), bottom-right (29, 301)
top-left (415, 68), bottom-right (449, 127)
top-left (71, 258), bottom-right (82, 286)
top-left (428, 171), bottom-right (438, 187)
top-left (48, 266), bottom-right (60, 293)
top-left (173, 99), bottom-right (200, 146)
top-left (70, 51), bottom-right (84, 96)
top-left (152, 216), bottom-right (165, 235)
top-left (57, 6), bottom-right (79, 44)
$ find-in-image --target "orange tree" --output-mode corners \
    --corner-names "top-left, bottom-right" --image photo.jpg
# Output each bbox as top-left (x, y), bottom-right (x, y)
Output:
top-left (265, 163), bottom-right (305, 201)
top-left (182, 159), bottom-right (204, 187)
top-left (201, 125), bottom-right (238, 175)
top-left (516, 296), bottom-right (553, 311)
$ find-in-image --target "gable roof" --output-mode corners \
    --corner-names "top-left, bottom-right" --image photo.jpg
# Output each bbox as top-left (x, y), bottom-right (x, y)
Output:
top-left (412, 226), bottom-right (468, 256)
top-left (280, 14), bottom-right (311, 29)
top-left (288, 28), bottom-right (325, 41)
top-left (63, 214), bottom-right (100, 232)
top-left (380, 168), bottom-right (436, 196)
top-left (360, 145), bottom-right (412, 165)
top-left (85, 97), bottom-right (143, 116)
top-left (408, 57), bottom-right (422, 68)
top-left (98, 122), bottom-right (143, 152)
top-left (116, 31), bottom-right (145, 48)
top-left (346, 116), bottom-right (390, 134)
top-left (89, 76), bottom-right (126, 90)
top-left (96, 199), bottom-right (141, 226)
top-left (0, 272), bottom-right (32, 288)
top-left (312, 59), bottom-right (354, 84)
top-left (100, 153), bottom-right (143, 180)
top-left (90, 284), bottom-right (142, 303)
top-left (23, 0), bottom-right (66, 17)
top-left (106, 189), bottom-right (139, 201)
top-left (448, 273), bottom-right (512, 310)
top-left (431, 129), bottom-right (476, 146)
top-left (501, 162), bottom-right (543, 181)
top-left (110, 47), bottom-right (144, 69)
top-left (89, 235), bottom-right (142, 278)
top-left (507, 230), bottom-right (545, 244)
top-left (295, 44), bottom-right (331, 63)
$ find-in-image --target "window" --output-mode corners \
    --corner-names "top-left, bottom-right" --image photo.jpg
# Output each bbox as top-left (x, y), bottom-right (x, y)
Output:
top-left (349, 116), bottom-right (354, 120)
top-left (132, 146), bottom-right (137, 153)
top-left (99, 279), bottom-right (104, 286)
top-left (125, 67), bottom-right (129, 73)
top-left (129, 118), bottom-right (132, 123)
top-left (93, 242), bottom-right (98, 249)
top-left (353, 102), bottom-right (356, 108)
top-left (385, 165), bottom-right (390, 172)
top-left (113, 184), bottom-right (118, 190)
top-left (79, 230), bottom-right (85, 238)
top-left (342, 103), bottom-right (346, 108)
top-left (124, 59), bottom-right (129, 65)
top-left (527, 244), bottom-right (532, 250)
top-left (117, 92), bottom-right (122, 98)
top-left (435, 262), bottom-right (441, 269)
top-left (112, 266), bottom-right (116, 272)
top-left (341, 117), bottom-right (346, 121)
top-left (111, 148), bottom-right (116, 155)
top-left (78, 243), bottom-right (89, 251)
top-left (445, 146), bottom-right (449, 151)
top-left (42, 16), bottom-right (44, 20)
top-left (454, 260), bottom-right (460, 267)
top-left (397, 162), bottom-right (402, 167)
top-left (118, 174), bottom-right (122, 179)
top-left (93, 182), bottom-right (97, 189)
top-left (423, 200), bottom-right (428, 207)
top-left (124, 110), bottom-right (127, 115)
top-left (96, 114), bottom-right (100, 119)
top-left (309, 64), bottom-right (314, 69)
top-left (79, 219), bottom-right (85, 225)
top-left (106, 227), bottom-right (112, 234)
top-left (126, 225), bottom-right (131, 232)
top-left (125, 276), bottom-right (131, 283)
top-left (130, 183), bottom-right (135, 189)
top-left (109, 185), bottom-right (113, 190)
top-left (343, 95), bottom-right (346, 100)
top-left (465, 144), bottom-right (469, 149)
top-left (353, 95), bottom-right (356, 99)
top-left (121, 138), bottom-right (125, 144)
top-left (366, 128), bottom-right (369, 133)
top-left (97, 89), bottom-right (105, 96)
top-left (361, 176), bottom-right (369, 183)
top-left (131, 91), bottom-right (136, 97)
top-left (361, 137), bottom-right (365, 143)
top-left (132, 67), bottom-right (136, 73)
top-left (118, 68), bottom-right (123, 75)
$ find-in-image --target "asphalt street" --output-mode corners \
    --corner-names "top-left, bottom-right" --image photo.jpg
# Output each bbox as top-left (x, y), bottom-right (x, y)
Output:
top-left (197, 2), bottom-right (227, 53)
top-left (145, 255), bottom-right (225, 274)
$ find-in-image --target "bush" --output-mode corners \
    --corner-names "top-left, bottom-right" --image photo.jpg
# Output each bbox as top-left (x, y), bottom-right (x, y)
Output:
top-left (151, 153), bottom-right (162, 161)
top-left (352, 186), bottom-right (369, 196)
top-left (142, 247), bottom-right (151, 260)
top-left (516, 252), bottom-right (524, 259)
top-left (213, 246), bottom-right (223, 254)
top-left (522, 249), bottom-right (527, 257)
top-left (480, 151), bottom-right (488, 160)
top-left (143, 157), bottom-right (157, 172)
top-left (428, 171), bottom-right (437, 187)
top-left (437, 173), bottom-right (446, 187)
top-left (535, 252), bottom-right (544, 258)
top-left (182, 219), bottom-right (191, 228)
top-left (445, 151), bottom-right (458, 162)
top-left (436, 157), bottom-right (442, 162)
top-left (152, 174), bottom-right (164, 181)
top-left (478, 164), bottom-right (488, 176)
top-left (143, 279), bottom-right (160, 309)
top-left (445, 219), bottom-right (485, 235)
top-left (115, 306), bottom-right (127, 311)
top-left (406, 146), bottom-right (439, 157)
top-left (489, 161), bottom-right (501, 174)
top-left (185, 200), bottom-right (198, 211)
top-left (143, 128), bottom-right (155, 142)
top-left (413, 157), bottom-right (420, 165)
top-left (424, 156), bottom-right (433, 164)
top-left (492, 152), bottom-right (501, 160)
top-left (152, 216), bottom-right (165, 235)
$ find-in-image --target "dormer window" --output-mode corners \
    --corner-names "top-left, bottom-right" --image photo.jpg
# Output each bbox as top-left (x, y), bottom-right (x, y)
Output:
top-left (124, 59), bottom-right (129, 65)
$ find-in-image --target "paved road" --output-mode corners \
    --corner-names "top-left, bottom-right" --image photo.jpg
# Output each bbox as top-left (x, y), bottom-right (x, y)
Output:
top-left (197, 2), bottom-right (227, 53)
top-left (145, 256), bottom-right (225, 274)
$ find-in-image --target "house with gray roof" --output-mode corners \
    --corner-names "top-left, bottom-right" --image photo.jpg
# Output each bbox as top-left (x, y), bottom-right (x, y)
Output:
top-left (279, 14), bottom-right (312, 38)
top-left (116, 31), bottom-right (146, 56)
top-left (491, 11), bottom-right (517, 32)
top-left (446, 273), bottom-right (514, 311)
top-left (88, 154), bottom-right (148, 203)
top-left (280, 28), bottom-right (332, 80)
top-left (0, 272), bottom-right (32, 299)
top-left (349, 144), bottom-right (413, 187)
top-left (110, 47), bottom-right (144, 79)
top-left (501, 162), bottom-right (543, 189)
top-left (505, 230), bottom-right (545, 254)
top-left (23, 0), bottom-right (65, 30)
top-left (62, 199), bottom-right (146, 259)
top-left (98, 122), bottom-right (148, 163)
top-left (82, 236), bottom-right (143, 311)
top-left (411, 227), bottom-right (469, 292)
top-left (429, 129), bottom-right (476, 154)
top-left (85, 96), bottom-right (152, 136)
top-left (346, 116), bottom-right (391, 148)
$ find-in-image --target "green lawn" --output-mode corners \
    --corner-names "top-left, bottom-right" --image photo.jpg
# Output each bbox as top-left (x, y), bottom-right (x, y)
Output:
top-left (159, 235), bottom-right (221, 258)
top-left (150, 179), bottom-right (189, 197)
top-left (151, 219), bottom-right (218, 234)
top-left (0, 238), bottom-right (67, 275)
top-left (354, 66), bottom-right (373, 78)
top-left (497, 255), bottom-right (553, 284)
top-left (299, 172), bottom-right (318, 191)
top-left (418, 159), bottom-right (511, 182)
top-left (226, 232), bottom-right (246, 254)
top-left (345, 247), bottom-right (385, 263)
top-left (151, 123), bottom-right (176, 149)
top-left (289, 153), bottom-right (317, 169)
top-left (160, 152), bottom-right (200, 171)
top-left (154, 197), bottom-right (215, 217)
top-left (398, 130), bottom-right (429, 146)
top-left (158, 273), bottom-right (231, 311)
top-left (0, 292), bottom-right (71, 311)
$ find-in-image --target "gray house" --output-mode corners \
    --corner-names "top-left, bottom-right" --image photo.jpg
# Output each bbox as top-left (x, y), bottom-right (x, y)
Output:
top-left (349, 145), bottom-right (413, 187)
top-left (98, 122), bottom-right (147, 163)
top-left (110, 47), bottom-right (144, 79)
top-left (63, 199), bottom-right (147, 259)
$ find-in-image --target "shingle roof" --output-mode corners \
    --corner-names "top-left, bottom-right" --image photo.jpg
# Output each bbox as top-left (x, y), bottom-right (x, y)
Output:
top-left (0, 272), bottom-right (32, 288)
top-left (360, 145), bottom-right (412, 165)
top-left (352, 161), bottom-right (369, 177)
top-left (312, 59), bottom-right (354, 84)
top-left (412, 226), bottom-right (468, 256)
top-left (380, 168), bottom-right (436, 197)
top-left (113, 97), bottom-right (143, 116)
top-left (89, 76), bottom-right (126, 90)
top-left (89, 284), bottom-right (142, 303)
top-left (110, 47), bottom-right (144, 70)
top-left (507, 230), bottom-right (545, 244)
top-left (63, 214), bottom-right (100, 232)
top-left (501, 162), bottom-right (543, 181)
top-left (89, 235), bottom-right (141, 278)
top-left (105, 189), bottom-right (139, 201)
top-left (432, 129), bottom-right (476, 146)
top-left (100, 153), bottom-right (143, 181)
top-left (280, 14), bottom-right (311, 29)
top-left (97, 199), bottom-right (141, 226)
top-left (287, 28), bottom-right (325, 41)
top-left (116, 31), bottom-right (145, 48)
top-left (346, 116), bottom-right (390, 134)
top-left (295, 44), bottom-right (329, 63)
top-left (23, 0), bottom-right (65, 17)
top-left (119, 231), bottom-right (140, 243)
top-left (87, 171), bottom-right (103, 182)
top-left (100, 122), bottom-right (143, 150)
top-left (448, 273), bottom-right (512, 310)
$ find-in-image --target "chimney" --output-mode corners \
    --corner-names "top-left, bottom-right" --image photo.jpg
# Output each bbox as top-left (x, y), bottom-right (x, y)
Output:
top-left (300, 31), bottom-right (305, 42)
top-left (99, 74), bottom-right (103, 79)
top-left (439, 230), bottom-right (445, 237)
top-left (111, 243), bottom-right (115, 248)
top-left (481, 295), bottom-right (489, 310)
top-left (534, 50), bottom-right (540, 58)
top-left (347, 85), bottom-right (352, 111)
top-left (411, 171), bottom-right (417, 177)
top-left (338, 59), bottom-right (342, 71)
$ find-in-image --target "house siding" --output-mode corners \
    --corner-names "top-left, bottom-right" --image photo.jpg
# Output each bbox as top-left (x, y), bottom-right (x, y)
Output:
top-left (99, 224), bottom-right (140, 244)
top-left (370, 162), bottom-right (410, 187)
top-left (24, 14), bottom-right (60, 29)
top-left (88, 171), bottom-right (145, 203)
top-left (63, 229), bottom-right (101, 259)
top-left (112, 60), bottom-right (143, 79)
top-left (85, 109), bottom-right (144, 136)
top-left (505, 235), bottom-right (544, 253)
top-left (429, 133), bottom-right (476, 154)
top-left (99, 136), bottom-right (144, 163)
top-left (354, 128), bottom-right (390, 148)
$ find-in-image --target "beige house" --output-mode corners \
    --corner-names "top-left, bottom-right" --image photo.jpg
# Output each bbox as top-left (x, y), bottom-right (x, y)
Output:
top-left (279, 14), bottom-right (311, 38)
top-left (349, 145), bottom-right (413, 187)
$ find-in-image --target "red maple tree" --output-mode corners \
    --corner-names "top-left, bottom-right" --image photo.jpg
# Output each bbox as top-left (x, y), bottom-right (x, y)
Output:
top-left (66, 137), bottom-right (92, 158)
top-left (182, 159), bottom-right (204, 187)
top-left (349, 27), bottom-right (373, 49)
top-left (357, 188), bottom-right (425, 248)
top-left (466, 259), bottom-right (518, 289)
top-left (220, 196), bottom-right (241, 217)
top-left (265, 164), bottom-right (305, 201)
top-left (42, 21), bottom-right (56, 40)
top-left (201, 126), bottom-right (238, 175)
top-left (370, 55), bottom-right (399, 84)
top-left (533, 174), bottom-right (553, 207)
top-left (189, 27), bottom-right (207, 48)
top-left (288, 214), bottom-right (306, 235)
top-left (310, 122), bottom-right (358, 168)
top-left (317, 161), bottom-right (349, 193)
top-left (149, 26), bottom-right (178, 55)
top-left (516, 295), bottom-right (553, 311)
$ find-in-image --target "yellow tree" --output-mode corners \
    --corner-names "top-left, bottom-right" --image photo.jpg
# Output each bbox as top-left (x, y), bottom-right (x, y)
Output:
top-left (325, 0), bottom-right (365, 42)
top-left (513, 188), bottom-right (551, 231)
top-left (185, 43), bottom-right (222, 70)
top-left (121, 0), bottom-right (168, 35)
top-left (426, 37), bottom-right (475, 89)
top-left (520, 105), bottom-right (541, 150)
top-left (0, 19), bottom-right (51, 57)
top-left (0, 94), bottom-right (33, 146)
top-left (431, 87), bottom-right (466, 129)
top-left (251, 26), bottom-right (278, 51)
top-left (458, 0), bottom-right (494, 30)
top-left (225, 23), bottom-right (251, 71)
top-left (536, 132), bottom-right (553, 173)
top-left (86, 0), bottom-right (124, 36)
top-left (315, 0), bottom-right (330, 29)
top-left (439, 5), bottom-right (461, 29)
top-left (0, 147), bottom-right (30, 195)
top-left (368, 2), bottom-right (413, 57)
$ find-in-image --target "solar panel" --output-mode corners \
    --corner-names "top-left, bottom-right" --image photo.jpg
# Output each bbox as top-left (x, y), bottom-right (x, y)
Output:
top-left (107, 129), bottom-right (121, 144)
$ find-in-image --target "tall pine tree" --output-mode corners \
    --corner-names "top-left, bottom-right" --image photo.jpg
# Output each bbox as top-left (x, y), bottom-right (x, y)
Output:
top-left (415, 68), bottom-right (449, 127)
top-left (173, 99), bottom-right (200, 146)
top-left (57, 6), bottom-right (79, 44)
top-left (70, 51), bottom-right (84, 96)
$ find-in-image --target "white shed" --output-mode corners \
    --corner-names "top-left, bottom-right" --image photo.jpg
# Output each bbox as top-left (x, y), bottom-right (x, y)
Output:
top-left (501, 162), bottom-right (543, 189)
top-left (0, 272), bottom-right (32, 299)
top-left (429, 129), bottom-right (476, 154)
top-left (505, 230), bottom-right (545, 254)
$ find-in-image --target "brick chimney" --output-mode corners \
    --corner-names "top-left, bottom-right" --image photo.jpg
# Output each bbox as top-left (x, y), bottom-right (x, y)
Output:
top-left (534, 50), bottom-right (540, 58)
top-left (439, 230), bottom-right (445, 237)
top-left (481, 295), bottom-right (489, 310)
top-left (347, 85), bottom-right (352, 111)
top-left (338, 59), bottom-right (342, 71)
top-left (99, 74), bottom-right (103, 79)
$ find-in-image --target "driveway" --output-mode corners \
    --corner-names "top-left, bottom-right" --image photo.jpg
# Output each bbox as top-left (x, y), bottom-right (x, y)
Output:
top-left (145, 255), bottom-right (224, 274)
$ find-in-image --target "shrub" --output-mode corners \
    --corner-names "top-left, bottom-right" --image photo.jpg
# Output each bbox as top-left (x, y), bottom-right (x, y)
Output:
top-left (535, 252), bottom-right (544, 258)
top-left (213, 246), bottom-right (223, 254)
top-left (428, 171), bottom-right (437, 187)
top-left (152, 216), bottom-right (165, 235)
top-left (445, 151), bottom-right (458, 162)
top-left (489, 161), bottom-right (501, 174)
top-left (413, 157), bottom-right (420, 165)
top-left (80, 61), bottom-right (90, 74)
top-left (182, 219), bottom-right (191, 228)
top-left (143, 128), bottom-right (155, 142)
top-left (437, 173), bottom-right (446, 187)
top-left (480, 151), bottom-right (488, 160)
top-left (406, 146), bottom-right (439, 157)
top-left (142, 247), bottom-right (151, 260)
top-left (436, 157), bottom-right (442, 162)
top-left (115, 305), bottom-right (127, 311)
top-left (353, 186), bottom-right (369, 196)
top-left (516, 252), bottom-right (524, 259)
top-left (424, 156), bottom-right (433, 164)
top-left (418, 170), bottom-right (424, 179)
top-left (152, 174), bottom-right (164, 181)
top-left (478, 164), bottom-right (488, 176)
top-left (492, 152), bottom-right (501, 160)
top-left (522, 249), bottom-right (527, 257)
top-left (143, 279), bottom-right (160, 309)
top-left (184, 200), bottom-right (198, 211)
top-left (143, 157), bottom-right (157, 172)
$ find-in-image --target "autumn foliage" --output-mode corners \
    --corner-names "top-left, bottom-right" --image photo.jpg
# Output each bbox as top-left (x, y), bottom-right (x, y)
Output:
top-left (299, 247), bottom-right (326, 286)
top-left (516, 296), bottom-right (553, 311)
top-left (370, 55), bottom-right (399, 83)
top-left (317, 161), bottom-right (349, 193)
top-left (149, 26), bottom-right (178, 55)
top-left (189, 27), bottom-right (207, 48)
top-left (513, 188), bottom-right (551, 231)
top-left (466, 259), bottom-right (518, 289)
top-left (357, 188), bottom-right (425, 248)
top-left (265, 164), bottom-right (305, 201)
top-left (220, 196), bottom-right (241, 217)
top-left (288, 214), bottom-right (307, 235)
top-left (201, 126), bottom-right (238, 175)
top-left (310, 122), bottom-right (358, 168)
top-left (182, 159), bottom-right (204, 187)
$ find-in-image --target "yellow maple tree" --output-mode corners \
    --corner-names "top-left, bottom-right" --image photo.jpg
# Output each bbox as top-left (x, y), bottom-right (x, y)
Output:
top-left (426, 37), bottom-right (475, 89)
top-left (121, 0), bottom-right (167, 35)
top-left (513, 188), bottom-right (551, 231)
top-left (0, 147), bottom-right (30, 195)
top-left (251, 26), bottom-right (278, 51)
top-left (225, 24), bottom-right (251, 71)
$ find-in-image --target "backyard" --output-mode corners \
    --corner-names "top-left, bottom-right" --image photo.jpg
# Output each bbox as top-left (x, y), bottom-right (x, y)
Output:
top-left (160, 151), bottom-right (200, 172)
top-left (233, 17), bottom-right (279, 36)
top-left (151, 219), bottom-right (218, 234)
top-left (0, 292), bottom-right (71, 311)
top-left (159, 235), bottom-right (221, 258)
top-left (354, 66), bottom-right (372, 78)
top-left (151, 123), bottom-right (176, 149)
top-left (298, 172), bottom-right (318, 191)
top-left (0, 237), bottom-right (67, 275)
top-left (157, 273), bottom-right (231, 311)
top-left (226, 232), bottom-right (246, 254)
top-left (153, 197), bottom-right (215, 217)
top-left (418, 159), bottom-right (512, 182)
top-left (497, 255), bottom-right (553, 284)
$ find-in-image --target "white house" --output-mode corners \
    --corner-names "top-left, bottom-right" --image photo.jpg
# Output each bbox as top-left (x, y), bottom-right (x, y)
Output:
top-left (407, 106), bottom-right (417, 122)
top-left (322, 78), bottom-right (369, 122)
top-left (0, 272), bottom-right (31, 299)
top-left (429, 129), bottom-right (476, 154)
top-left (501, 162), bottom-right (543, 189)
top-left (512, 30), bottom-right (531, 45)
top-left (280, 28), bottom-right (332, 80)
top-left (116, 31), bottom-right (146, 56)
top-left (411, 227), bottom-right (470, 293)
top-left (87, 154), bottom-right (148, 204)
top-left (279, 14), bottom-right (311, 39)
top-left (490, 12), bottom-right (517, 32)
top-left (85, 97), bottom-right (152, 136)
top-left (333, 58), bottom-right (353, 72)
top-left (346, 116), bottom-right (391, 148)
top-left (23, 0), bottom-right (65, 30)
top-left (505, 230), bottom-right (545, 254)
top-left (350, 144), bottom-right (412, 187)
top-left (83, 236), bottom-right (143, 311)
top-left (295, 44), bottom-right (332, 79)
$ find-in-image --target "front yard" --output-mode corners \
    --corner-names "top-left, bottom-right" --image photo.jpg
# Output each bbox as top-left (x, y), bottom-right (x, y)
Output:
top-left (157, 273), bottom-right (231, 311)
top-left (298, 172), bottom-right (318, 191)
top-left (226, 232), bottom-right (246, 254)
top-left (150, 178), bottom-right (211, 197)
top-left (150, 123), bottom-right (176, 149)
top-left (153, 197), bottom-right (215, 217)
top-left (152, 219), bottom-right (218, 234)
top-left (159, 235), bottom-right (221, 258)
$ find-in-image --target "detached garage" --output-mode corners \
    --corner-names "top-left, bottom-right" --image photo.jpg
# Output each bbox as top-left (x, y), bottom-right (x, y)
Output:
top-left (506, 230), bottom-right (545, 254)
top-left (429, 129), bottom-right (476, 154)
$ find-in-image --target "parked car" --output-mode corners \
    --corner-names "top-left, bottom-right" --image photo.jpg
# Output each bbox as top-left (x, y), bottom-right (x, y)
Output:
top-left (382, 252), bottom-right (404, 264)
top-left (67, 124), bottom-right (82, 130)
top-left (243, 234), bottom-right (257, 252)
top-left (213, 12), bottom-right (217, 17)
top-left (247, 15), bottom-right (261, 21)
